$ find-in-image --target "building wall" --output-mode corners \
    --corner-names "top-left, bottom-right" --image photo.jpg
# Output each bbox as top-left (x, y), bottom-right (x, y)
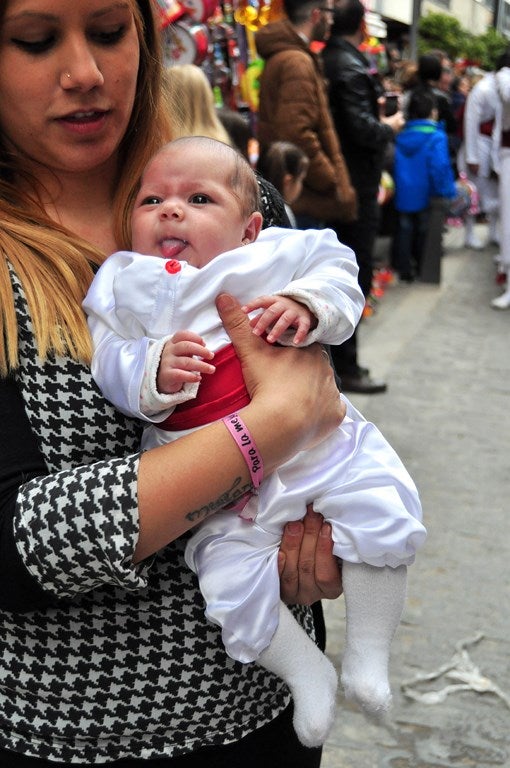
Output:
top-left (366, 0), bottom-right (412, 25)
top-left (499, 0), bottom-right (510, 37)
top-left (369, 0), bottom-right (496, 35)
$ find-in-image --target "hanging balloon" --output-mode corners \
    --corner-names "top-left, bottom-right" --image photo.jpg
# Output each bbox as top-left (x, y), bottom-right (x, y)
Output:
top-left (234, 4), bottom-right (258, 29)
top-left (180, 0), bottom-right (219, 23)
top-left (162, 21), bottom-right (210, 66)
top-left (258, 4), bottom-right (271, 25)
top-left (234, 2), bottom-right (271, 31)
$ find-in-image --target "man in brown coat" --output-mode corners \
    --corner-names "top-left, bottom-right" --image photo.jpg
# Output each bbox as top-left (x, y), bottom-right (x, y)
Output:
top-left (256, 0), bottom-right (357, 228)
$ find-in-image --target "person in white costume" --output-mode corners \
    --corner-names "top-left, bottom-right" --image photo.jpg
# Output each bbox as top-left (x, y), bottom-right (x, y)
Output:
top-left (491, 63), bottom-right (510, 309)
top-left (84, 137), bottom-right (426, 747)
top-left (457, 62), bottom-right (505, 249)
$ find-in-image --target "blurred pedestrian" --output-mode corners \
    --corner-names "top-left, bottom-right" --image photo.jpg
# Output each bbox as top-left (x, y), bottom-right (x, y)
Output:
top-left (257, 141), bottom-right (310, 227)
top-left (164, 63), bottom-right (232, 143)
top-left (322, 0), bottom-right (403, 394)
top-left (256, 0), bottom-right (357, 230)
top-left (393, 87), bottom-right (457, 282)
top-left (491, 62), bottom-right (510, 309)
top-left (218, 106), bottom-right (255, 161)
top-left (411, 53), bottom-right (458, 163)
top-left (457, 52), bottom-right (510, 249)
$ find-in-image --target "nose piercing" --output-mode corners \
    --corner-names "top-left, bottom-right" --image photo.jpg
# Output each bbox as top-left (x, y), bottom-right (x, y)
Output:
top-left (64, 72), bottom-right (71, 79)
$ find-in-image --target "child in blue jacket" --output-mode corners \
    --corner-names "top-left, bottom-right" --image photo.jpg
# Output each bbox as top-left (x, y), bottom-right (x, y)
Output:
top-left (393, 87), bottom-right (457, 281)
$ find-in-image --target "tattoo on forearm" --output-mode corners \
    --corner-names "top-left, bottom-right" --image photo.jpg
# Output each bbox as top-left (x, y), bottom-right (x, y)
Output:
top-left (185, 476), bottom-right (252, 522)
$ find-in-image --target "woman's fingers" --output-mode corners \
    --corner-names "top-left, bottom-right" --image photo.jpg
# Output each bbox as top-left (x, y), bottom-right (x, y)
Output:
top-left (279, 507), bottom-right (342, 605)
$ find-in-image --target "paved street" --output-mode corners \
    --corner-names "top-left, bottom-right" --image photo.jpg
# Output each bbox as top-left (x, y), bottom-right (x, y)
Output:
top-left (321, 225), bottom-right (510, 767)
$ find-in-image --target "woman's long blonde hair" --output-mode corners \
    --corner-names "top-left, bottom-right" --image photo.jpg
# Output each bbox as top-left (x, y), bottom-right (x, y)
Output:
top-left (164, 63), bottom-right (232, 144)
top-left (0, 0), bottom-right (173, 375)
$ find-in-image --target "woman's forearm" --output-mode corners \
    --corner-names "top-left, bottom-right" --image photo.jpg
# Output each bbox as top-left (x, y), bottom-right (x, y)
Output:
top-left (135, 294), bottom-right (345, 563)
top-left (134, 396), bottom-right (306, 562)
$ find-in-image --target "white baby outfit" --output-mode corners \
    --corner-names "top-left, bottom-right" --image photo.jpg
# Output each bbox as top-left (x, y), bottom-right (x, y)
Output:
top-left (84, 226), bottom-right (425, 665)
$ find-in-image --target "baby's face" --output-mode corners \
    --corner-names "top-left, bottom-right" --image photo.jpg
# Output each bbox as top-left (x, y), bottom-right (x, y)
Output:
top-left (131, 143), bottom-right (253, 268)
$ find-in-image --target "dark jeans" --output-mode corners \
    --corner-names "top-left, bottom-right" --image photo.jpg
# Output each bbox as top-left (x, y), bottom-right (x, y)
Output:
top-left (294, 213), bottom-right (325, 230)
top-left (328, 192), bottom-right (380, 378)
top-left (0, 702), bottom-right (322, 767)
top-left (393, 209), bottom-right (430, 279)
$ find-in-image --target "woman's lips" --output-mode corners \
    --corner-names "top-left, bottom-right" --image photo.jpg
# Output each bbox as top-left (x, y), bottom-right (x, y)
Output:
top-left (57, 110), bottom-right (108, 135)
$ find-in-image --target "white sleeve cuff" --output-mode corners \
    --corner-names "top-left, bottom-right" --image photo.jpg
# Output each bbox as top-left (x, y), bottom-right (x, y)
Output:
top-left (140, 337), bottom-right (199, 417)
top-left (273, 287), bottom-right (335, 346)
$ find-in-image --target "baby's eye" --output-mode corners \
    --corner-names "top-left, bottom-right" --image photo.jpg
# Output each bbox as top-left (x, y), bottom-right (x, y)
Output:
top-left (189, 193), bottom-right (211, 205)
top-left (140, 196), bottom-right (162, 206)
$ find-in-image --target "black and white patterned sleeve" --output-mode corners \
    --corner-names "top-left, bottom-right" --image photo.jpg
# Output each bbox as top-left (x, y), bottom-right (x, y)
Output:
top-left (14, 453), bottom-right (150, 600)
top-left (1, 269), bottom-right (152, 609)
top-left (0, 366), bottom-right (150, 609)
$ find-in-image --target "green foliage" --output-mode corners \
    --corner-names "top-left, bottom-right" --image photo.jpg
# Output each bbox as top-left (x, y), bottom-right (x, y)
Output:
top-left (417, 11), bottom-right (509, 71)
top-left (470, 28), bottom-right (510, 70)
top-left (418, 12), bottom-right (468, 59)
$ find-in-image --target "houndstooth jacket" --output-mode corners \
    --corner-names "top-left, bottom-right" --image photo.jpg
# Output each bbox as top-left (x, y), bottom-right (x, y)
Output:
top-left (0, 182), bottom-right (315, 763)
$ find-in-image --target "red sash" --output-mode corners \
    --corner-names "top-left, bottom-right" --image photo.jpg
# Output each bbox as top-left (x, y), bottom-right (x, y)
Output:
top-left (160, 343), bottom-right (250, 431)
top-left (479, 119), bottom-right (494, 137)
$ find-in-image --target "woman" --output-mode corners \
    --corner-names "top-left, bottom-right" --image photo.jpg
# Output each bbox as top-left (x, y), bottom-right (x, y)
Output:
top-left (164, 62), bottom-right (232, 144)
top-left (0, 1), bottom-right (344, 765)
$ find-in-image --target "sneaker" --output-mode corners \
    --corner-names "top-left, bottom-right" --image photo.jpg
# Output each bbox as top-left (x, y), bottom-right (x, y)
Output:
top-left (491, 291), bottom-right (510, 309)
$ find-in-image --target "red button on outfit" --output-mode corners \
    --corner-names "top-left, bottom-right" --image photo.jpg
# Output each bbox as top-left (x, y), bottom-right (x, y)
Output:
top-left (165, 259), bottom-right (182, 274)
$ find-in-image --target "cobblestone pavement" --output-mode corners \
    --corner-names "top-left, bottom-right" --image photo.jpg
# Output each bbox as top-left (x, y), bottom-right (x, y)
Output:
top-left (321, 226), bottom-right (510, 768)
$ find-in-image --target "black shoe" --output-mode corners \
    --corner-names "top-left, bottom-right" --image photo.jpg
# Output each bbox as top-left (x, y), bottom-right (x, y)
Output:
top-left (340, 372), bottom-right (388, 394)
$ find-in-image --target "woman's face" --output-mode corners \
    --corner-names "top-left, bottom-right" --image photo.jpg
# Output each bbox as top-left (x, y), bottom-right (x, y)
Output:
top-left (0, 0), bottom-right (140, 179)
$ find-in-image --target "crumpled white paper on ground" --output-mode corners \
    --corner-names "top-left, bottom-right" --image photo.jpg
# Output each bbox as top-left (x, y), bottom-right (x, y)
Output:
top-left (401, 632), bottom-right (510, 709)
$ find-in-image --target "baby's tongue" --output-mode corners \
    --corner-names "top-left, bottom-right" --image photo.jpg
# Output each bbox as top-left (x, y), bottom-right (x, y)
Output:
top-left (161, 239), bottom-right (186, 259)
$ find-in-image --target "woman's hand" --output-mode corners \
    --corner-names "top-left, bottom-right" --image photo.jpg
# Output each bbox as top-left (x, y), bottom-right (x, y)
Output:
top-left (136, 295), bottom-right (345, 562)
top-left (217, 293), bottom-right (345, 460)
top-left (278, 506), bottom-right (342, 605)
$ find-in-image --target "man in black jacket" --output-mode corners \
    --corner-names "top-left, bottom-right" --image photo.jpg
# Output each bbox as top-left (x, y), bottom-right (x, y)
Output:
top-left (323, 0), bottom-right (402, 394)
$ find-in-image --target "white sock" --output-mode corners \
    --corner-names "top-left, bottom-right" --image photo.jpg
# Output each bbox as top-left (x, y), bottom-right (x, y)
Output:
top-left (258, 601), bottom-right (338, 747)
top-left (341, 562), bottom-right (407, 719)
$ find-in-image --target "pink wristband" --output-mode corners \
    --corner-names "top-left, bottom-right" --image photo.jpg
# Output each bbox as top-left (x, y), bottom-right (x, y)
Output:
top-left (222, 412), bottom-right (264, 489)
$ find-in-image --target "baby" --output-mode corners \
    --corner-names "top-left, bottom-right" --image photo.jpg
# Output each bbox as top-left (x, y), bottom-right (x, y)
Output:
top-left (84, 136), bottom-right (426, 747)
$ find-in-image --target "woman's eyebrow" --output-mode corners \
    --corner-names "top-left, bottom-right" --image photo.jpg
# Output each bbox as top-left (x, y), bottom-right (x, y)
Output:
top-left (4, 2), bottom-right (131, 24)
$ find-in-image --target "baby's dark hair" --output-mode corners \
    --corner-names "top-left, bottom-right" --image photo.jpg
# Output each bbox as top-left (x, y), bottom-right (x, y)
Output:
top-left (257, 142), bottom-right (309, 197)
top-left (408, 87), bottom-right (437, 120)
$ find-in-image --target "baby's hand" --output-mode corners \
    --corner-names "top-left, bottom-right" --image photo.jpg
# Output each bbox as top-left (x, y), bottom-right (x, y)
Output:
top-left (157, 330), bottom-right (215, 394)
top-left (242, 295), bottom-right (317, 345)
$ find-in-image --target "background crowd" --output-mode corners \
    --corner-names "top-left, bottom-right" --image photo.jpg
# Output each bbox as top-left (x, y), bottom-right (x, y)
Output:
top-left (165, 0), bottom-right (510, 394)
